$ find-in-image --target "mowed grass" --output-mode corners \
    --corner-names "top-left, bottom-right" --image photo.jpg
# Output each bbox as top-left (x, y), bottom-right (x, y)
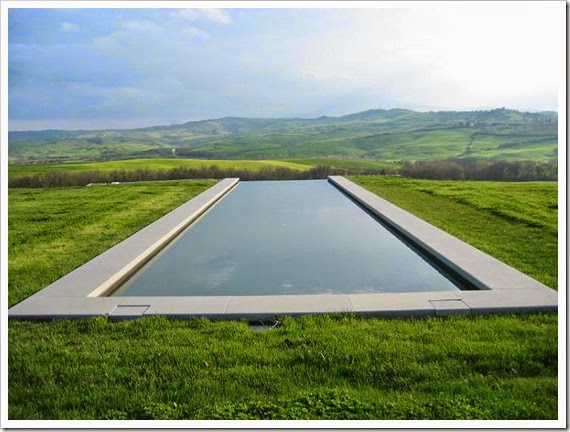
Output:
top-left (8, 180), bottom-right (217, 307)
top-left (8, 177), bottom-right (558, 420)
top-left (349, 176), bottom-right (558, 289)
top-left (8, 158), bottom-right (312, 179)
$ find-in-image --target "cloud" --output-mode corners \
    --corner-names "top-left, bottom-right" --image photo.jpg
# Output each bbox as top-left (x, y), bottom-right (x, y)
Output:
top-left (176, 8), bottom-right (231, 24)
top-left (8, 6), bottom-right (563, 131)
top-left (294, 7), bottom-right (562, 112)
top-left (59, 22), bottom-right (80, 32)
top-left (121, 20), bottom-right (163, 32)
top-left (181, 26), bottom-right (209, 40)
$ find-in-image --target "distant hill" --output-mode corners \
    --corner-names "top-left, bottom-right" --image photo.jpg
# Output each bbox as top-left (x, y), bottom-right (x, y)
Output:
top-left (8, 108), bottom-right (557, 163)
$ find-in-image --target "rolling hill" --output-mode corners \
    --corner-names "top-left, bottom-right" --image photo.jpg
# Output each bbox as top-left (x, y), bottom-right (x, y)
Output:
top-left (8, 108), bottom-right (557, 163)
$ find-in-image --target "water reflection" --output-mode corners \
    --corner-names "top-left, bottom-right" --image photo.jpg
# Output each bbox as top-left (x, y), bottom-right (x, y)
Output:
top-left (116, 180), bottom-right (460, 296)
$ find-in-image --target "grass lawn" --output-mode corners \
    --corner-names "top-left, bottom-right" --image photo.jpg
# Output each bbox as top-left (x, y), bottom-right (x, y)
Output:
top-left (8, 177), bottom-right (558, 420)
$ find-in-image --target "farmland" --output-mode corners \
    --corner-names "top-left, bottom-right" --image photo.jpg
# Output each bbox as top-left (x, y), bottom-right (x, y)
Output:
top-left (7, 158), bottom-right (311, 180)
top-left (8, 108), bottom-right (557, 163)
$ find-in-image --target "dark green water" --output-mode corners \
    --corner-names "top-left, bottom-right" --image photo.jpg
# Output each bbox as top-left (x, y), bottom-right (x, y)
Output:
top-left (115, 180), bottom-right (460, 296)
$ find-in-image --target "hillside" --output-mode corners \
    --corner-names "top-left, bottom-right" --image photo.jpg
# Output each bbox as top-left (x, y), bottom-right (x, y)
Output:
top-left (8, 108), bottom-right (558, 163)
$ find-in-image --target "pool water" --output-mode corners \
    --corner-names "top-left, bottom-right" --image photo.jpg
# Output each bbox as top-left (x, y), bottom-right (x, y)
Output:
top-left (114, 180), bottom-right (461, 296)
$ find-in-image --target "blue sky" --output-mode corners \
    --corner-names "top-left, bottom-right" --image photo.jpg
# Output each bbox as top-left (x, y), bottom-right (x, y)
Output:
top-left (7, 4), bottom-right (563, 130)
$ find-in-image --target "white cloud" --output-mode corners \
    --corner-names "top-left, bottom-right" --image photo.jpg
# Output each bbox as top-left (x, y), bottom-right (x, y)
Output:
top-left (176, 9), bottom-right (231, 24)
top-left (121, 20), bottom-right (163, 32)
top-left (181, 26), bottom-right (209, 40)
top-left (59, 22), bottom-right (80, 32)
top-left (294, 7), bottom-right (562, 111)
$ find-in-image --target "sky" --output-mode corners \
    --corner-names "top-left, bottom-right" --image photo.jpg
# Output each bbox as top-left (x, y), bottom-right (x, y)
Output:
top-left (6, 2), bottom-right (564, 131)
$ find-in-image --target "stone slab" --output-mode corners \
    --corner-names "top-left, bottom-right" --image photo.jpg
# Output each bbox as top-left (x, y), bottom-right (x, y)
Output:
top-left (429, 299), bottom-right (471, 316)
top-left (348, 291), bottom-right (459, 317)
top-left (8, 297), bottom-right (123, 319)
top-left (134, 296), bottom-right (231, 317)
top-left (224, 295), bottom-right (353, 320)
top-left (456, 289), bottom-right (558, 314)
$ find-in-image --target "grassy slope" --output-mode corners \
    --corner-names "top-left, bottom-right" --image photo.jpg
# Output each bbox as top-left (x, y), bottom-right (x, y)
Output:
top-left (8, 158), bottom-right (312, 180)
top-left (179, 128), bottom-right (556, 161)
top-left (8, 110), bottom-right (558, 163)
top-left (8, 178), bottom-right (558, 420)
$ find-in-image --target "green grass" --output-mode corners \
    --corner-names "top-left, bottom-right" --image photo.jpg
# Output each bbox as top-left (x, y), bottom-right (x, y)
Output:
top-left (468, 134), bottom-right (557, 160)
top-left (8, 177), bottom-right (558, 420)
top-left (349, 176), bottom-right (558, 289)
top-left (284, 157), bottom-right (402, 171)
top-left (356, 128), bottom-right (474, 160)
top-left (8, 158), bottom-right (312, 179)
top-left (9, 314), bottom-right (557, 420)
top-left (8, 180), bottom-right (217, 307)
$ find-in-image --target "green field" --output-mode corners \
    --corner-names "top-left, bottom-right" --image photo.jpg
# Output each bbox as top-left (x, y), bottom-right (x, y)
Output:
top-left (8, 108), bottom-right (558, 163)
top-left (284, 158), bottom-right (402, 171)
top-left (8, 178), bottom-right (558, 420)
top-left (8, 158), bottom-right (312, 180)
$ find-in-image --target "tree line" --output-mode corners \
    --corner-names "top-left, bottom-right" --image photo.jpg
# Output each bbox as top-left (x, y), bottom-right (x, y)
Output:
top-left (400, 159), bottom-right (557, 181)
top-left (8, 159), bottom-right (556, 188)
top-left (8, 165), bottom-right (388, 188)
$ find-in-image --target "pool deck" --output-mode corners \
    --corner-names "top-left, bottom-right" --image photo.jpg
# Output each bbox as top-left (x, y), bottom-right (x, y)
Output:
top-left (8, 176), bottom-right (557, 320)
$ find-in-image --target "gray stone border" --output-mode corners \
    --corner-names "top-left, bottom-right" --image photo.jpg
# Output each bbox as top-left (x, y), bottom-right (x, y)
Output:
top-left (8, 176), bottom-right (557, 320)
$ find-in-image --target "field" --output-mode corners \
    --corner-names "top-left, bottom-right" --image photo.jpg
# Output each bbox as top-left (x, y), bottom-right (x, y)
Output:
top-left (7, 158), bottom-right (403, 181)
top-left (8, 178), bottom-right (558, 420)
top-left (8, 158), bottom-right (312, 180)
top-left (284, 158), bottom-right (401, 171)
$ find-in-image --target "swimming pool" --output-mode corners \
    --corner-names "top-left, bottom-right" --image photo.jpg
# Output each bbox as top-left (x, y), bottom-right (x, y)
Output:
top-left (8, 176), bottom-right (556, 320)
top-left (113, 180), bottom-right (462, 297)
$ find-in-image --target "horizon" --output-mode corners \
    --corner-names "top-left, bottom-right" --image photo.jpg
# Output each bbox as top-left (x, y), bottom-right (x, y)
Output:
top-left (7, 106), bottom-right (559, 133)
top-left (6, 3), bottom-right (564, 132)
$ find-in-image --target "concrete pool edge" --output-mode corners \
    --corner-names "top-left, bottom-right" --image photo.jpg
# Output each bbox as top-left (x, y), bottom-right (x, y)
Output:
top-left (8, 176), bottom-right (558, 320)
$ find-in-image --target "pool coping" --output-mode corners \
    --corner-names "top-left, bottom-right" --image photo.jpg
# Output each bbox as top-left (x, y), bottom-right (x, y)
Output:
top-left (8, 176), bottom-right (557, 320)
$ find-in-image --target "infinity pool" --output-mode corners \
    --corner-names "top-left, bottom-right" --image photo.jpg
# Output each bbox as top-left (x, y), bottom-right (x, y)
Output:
top-left (113, 180), bottom-right (462, 296)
